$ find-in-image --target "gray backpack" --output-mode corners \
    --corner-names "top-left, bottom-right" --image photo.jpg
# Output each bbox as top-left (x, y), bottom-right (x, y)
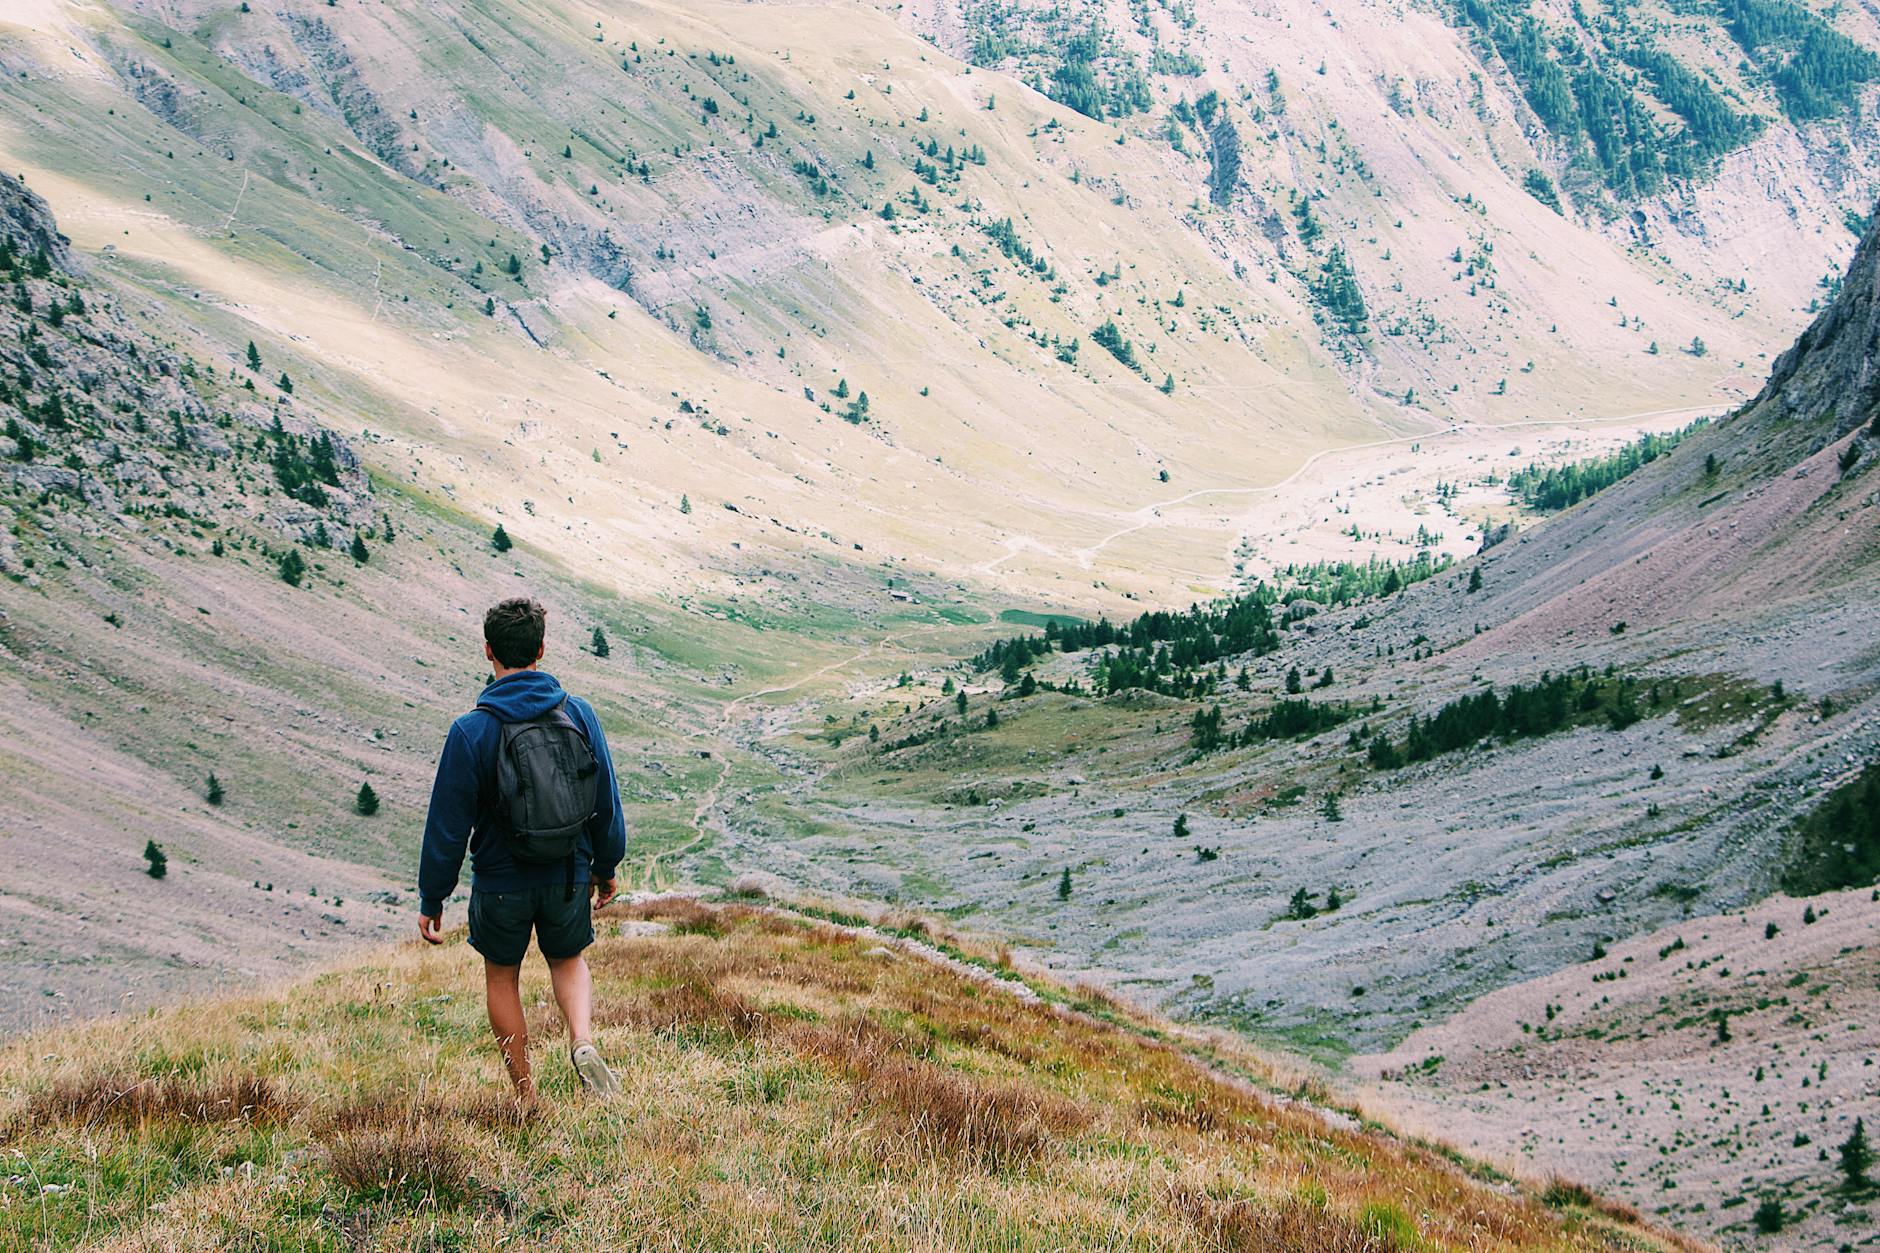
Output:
top-left (480, 698), bottom-right (600, 863)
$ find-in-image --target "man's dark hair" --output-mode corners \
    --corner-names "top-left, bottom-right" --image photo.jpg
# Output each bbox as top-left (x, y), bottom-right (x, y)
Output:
top-left (485, 597), bottom-right (547, 669)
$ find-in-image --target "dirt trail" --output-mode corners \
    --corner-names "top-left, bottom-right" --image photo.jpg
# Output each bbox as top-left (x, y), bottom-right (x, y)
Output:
top-left (635, 626), bottom-right (945, 889)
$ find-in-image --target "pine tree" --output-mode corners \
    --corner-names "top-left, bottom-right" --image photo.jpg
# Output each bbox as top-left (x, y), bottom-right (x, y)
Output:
top-left (1285, 665), bottom-right (1302, 695)
top-left (355, 781), bottom-right (380, 816)
top-left (483, 297), bottom-right (495, 317)
top-left (1842, 1118), bottom-right (1874, 1191)
top-left (680, 494), bottom-right (692, 514)
top-left (143, 839), bottom-right (168, 879)
top-left (245, 340), bottom-right (262, 371)
top-left (955, 689), bottom-right (968, 715)
top-left (1288, 887), bottom-right (1316, 920)
top-left (591, 626), bottom-right (610, 658)
top-left (349, 532), bottom-right (369, 564)
top-left (1056, 867), bottom-right (1072, 900)
top-left (1173, 813), bottom-right (1190, 838)
top-left (206, 774), bottom-right (225, 806)
top-left (491, 524), bottom-right (513, 552)
top-left (278, 372), bottom-right (293, 394)
top-left (1320, 792), bottom-right (1343, 822)
top-left (1468, 566), bottom-right (1483, 593)
top-left (278, 549), bottom-right (306, 587)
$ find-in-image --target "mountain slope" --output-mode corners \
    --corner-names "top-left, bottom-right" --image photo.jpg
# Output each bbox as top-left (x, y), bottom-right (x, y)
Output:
top-left (1, 0), bottom-right (1874, 606)
top-left (680, 201), bottom-right (1880, 1244)
top-left (0, 896), bottom-right (1704, 1252)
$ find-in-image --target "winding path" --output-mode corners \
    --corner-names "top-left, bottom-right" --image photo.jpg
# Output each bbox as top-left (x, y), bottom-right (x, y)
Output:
top-left (634, 625), bottom-right (946, 889)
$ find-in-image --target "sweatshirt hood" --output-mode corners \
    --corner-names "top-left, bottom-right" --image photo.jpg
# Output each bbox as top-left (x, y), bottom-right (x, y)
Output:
top-left (475, 669), bottom-right (567, 722)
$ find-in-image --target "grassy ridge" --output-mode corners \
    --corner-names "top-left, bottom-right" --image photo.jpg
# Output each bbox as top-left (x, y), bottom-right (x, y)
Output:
top-left (0, 899), bottom-right (1695, 1252)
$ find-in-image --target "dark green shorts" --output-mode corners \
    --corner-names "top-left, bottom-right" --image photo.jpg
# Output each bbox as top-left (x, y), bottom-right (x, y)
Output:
top-left (467, 882), bottom-right (594, 966)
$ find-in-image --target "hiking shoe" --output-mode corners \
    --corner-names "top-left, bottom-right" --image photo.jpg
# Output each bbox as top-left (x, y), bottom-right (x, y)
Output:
top-left (571, 1042), bottom-right (620, 1099)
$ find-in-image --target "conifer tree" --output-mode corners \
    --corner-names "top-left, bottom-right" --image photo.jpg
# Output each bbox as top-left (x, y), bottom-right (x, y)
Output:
top-left (1842, 1119), bottom-right (1874, 1191)
top-left (143, 839), bottom-right (168, 879)
top-left (491, 524), bottom-right (513, 552)
top-left (591, 626), bottom-right (610, 658)
top-left (355, 781), bottom-right (380, 816)
top-left (206, 774), bottom-right (225, 806)
top-left (349, 532), bottom-right (369, 564)
top-left (278, 549), bottom-right (306, 587)
top-left (246, 340), bottom-right (262, 371)
top-left (1468, 566), bottom-right (1483, 593)
top-left (1057, 867), bottom-right (1072, 900)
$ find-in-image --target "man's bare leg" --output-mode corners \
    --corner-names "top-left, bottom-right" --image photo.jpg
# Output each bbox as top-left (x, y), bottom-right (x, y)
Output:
top-left (483, 960), bottom-right (533, 1100)
top-left (549, 953), bottom-right (619, 1096)
top-left (546, 954), bottom-right (593, 1046)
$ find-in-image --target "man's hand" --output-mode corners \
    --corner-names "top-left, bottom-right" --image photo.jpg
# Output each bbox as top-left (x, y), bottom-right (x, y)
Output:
top-left (418, 913), bottom-right (444, 945)
top-left (591, 877), bottom-right (619, 911)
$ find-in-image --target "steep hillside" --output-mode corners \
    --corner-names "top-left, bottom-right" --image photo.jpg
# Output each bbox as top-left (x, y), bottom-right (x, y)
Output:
top-left (0, 165), bottom-right (973, 1032)
top-left (0, 0), bottom-right (1873, 605)
top-left (0, 896), bottom-right (1703, 1252)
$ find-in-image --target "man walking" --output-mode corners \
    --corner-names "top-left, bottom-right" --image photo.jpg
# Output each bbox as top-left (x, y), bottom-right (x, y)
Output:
top-left (418, 596), bottom-right (626, 1101)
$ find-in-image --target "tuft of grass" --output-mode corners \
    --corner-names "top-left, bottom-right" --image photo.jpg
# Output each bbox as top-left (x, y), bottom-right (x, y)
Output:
top-left (323, 1126), bottom-right (481, 1207)
top-left (10, 1072), bottom-right (298, 1137)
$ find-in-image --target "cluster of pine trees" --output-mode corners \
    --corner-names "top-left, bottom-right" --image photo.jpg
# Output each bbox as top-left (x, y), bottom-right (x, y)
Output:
top-left (974, 590), bottom-right (1282, 693)
top-left (1192, 697), bottom-right (1358, 754)
top-left (1364, 669), bottom-right (1642, 769)
top-left (1046, 26), bottom-right (1153, 120)
top-left (1506, 419), bottom-right (1706, 512)
top-left (1456, 0), bottom-right (1825, 198)
top-left (981, 217), bottom-right (1054, 279)
top-left (269, 421), bottom-right (345, 508)
top-left (1722, 0), bottom-right (1880, 121)
top-left (1277, 553), bottom-right (1452, 607)
top-left (1308, 245), bottom-right (1368, 334)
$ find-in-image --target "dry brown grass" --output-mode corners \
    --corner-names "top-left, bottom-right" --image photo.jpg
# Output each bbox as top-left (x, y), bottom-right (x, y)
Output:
top-left (595, 973), bottom-right (770, 1041)
top-left (322, 1126), bottom-right (480, 1207)
top-left (5, 1071), bottom-right (298, 1139)
top-left (0, 896), bottom-right (1707, 1252)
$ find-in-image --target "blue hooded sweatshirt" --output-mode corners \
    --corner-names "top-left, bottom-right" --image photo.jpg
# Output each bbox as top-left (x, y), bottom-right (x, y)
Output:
top-left (418, 669), bottom-right (626, 917)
